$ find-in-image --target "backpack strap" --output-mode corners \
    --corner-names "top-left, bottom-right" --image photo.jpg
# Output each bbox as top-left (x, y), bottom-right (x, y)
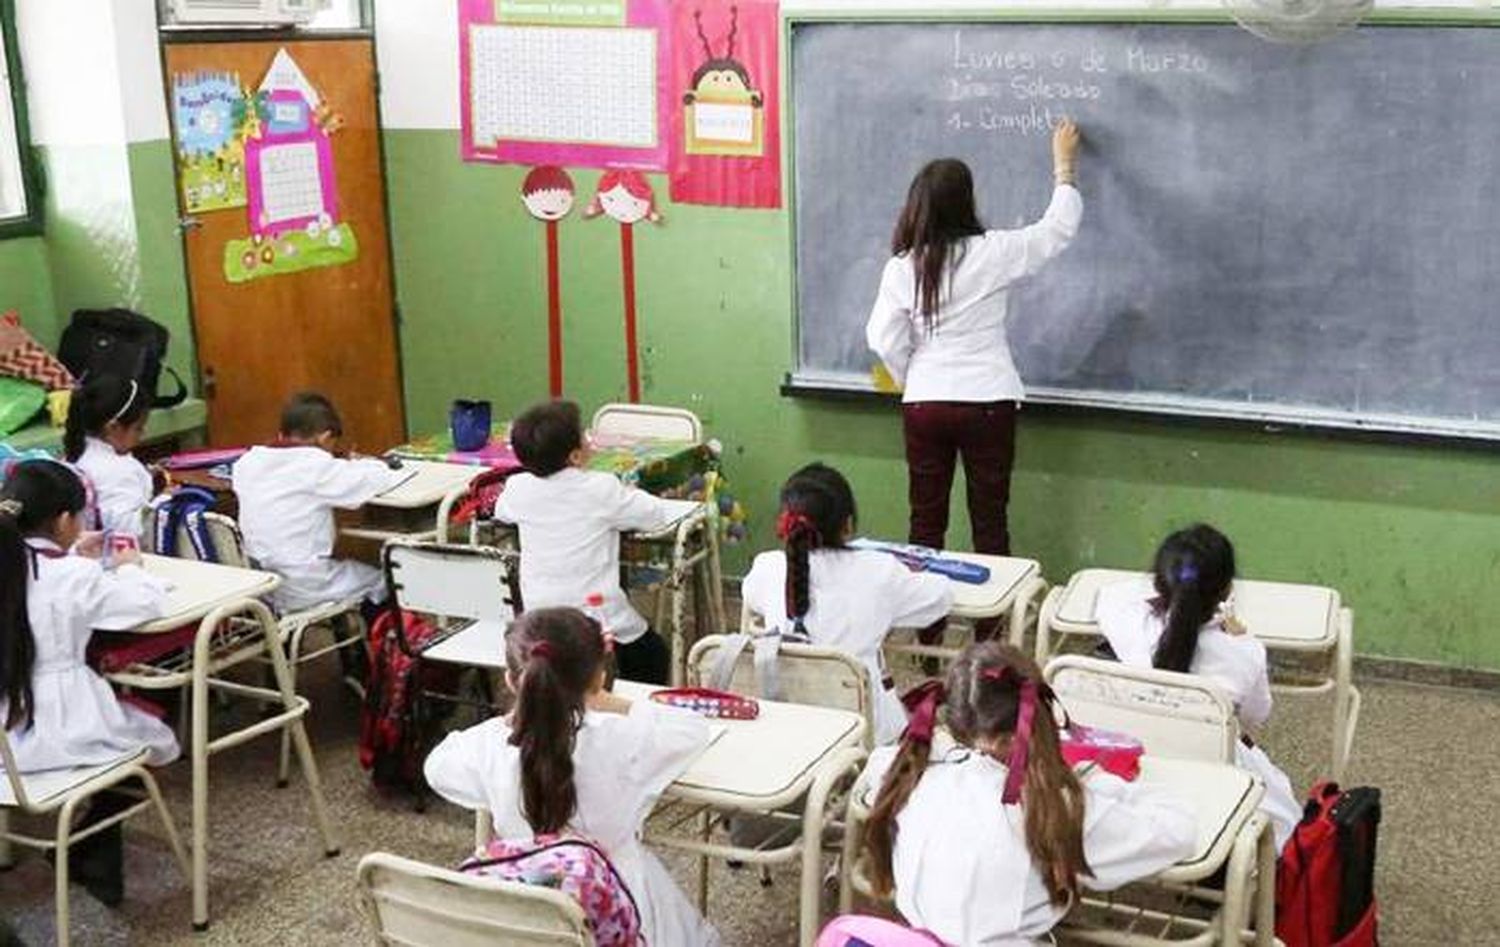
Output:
top-left (708, 633), bottom-right (754, 692)
top-left (153, 366), bottom-right (188, 409)
top-left (708, 628), bottom-right (810, 701)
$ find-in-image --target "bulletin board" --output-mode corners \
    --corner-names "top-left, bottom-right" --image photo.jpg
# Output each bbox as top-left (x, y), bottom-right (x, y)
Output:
top-left (459, 0), bottom-right (671, 170)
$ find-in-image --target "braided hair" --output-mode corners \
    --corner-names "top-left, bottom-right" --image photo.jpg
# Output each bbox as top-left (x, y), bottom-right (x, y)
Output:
top-left (775, 463), bottom-right (857, 636)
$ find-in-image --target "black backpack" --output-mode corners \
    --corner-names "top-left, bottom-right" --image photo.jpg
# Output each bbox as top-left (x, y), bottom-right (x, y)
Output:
top-left (58, 309), bottom-right (188, 409)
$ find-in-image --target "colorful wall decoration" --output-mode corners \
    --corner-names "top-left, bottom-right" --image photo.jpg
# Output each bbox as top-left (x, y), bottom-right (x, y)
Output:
top-left (459, 0), bottom-right (672, 171)
top-left (521, 165), bottom-right (577, 396)
top-left (669, 0), bottom-right (781, 208)
top-left (172, 71), bottom-right (250, 214)
top-left (585, 169), bottom-right (662, 402)
top-left (223, 48), bottom-right (358, 284)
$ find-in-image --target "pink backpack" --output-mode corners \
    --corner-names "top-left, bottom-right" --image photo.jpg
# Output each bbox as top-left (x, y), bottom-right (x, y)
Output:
top-left (459, 834), bottom-right (643, 946)
top-left (817, 915), bottom-right (949, 947)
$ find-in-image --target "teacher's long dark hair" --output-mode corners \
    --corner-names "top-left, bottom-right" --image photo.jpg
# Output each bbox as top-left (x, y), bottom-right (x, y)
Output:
top-left (892, 158), bottom-right (986, 330)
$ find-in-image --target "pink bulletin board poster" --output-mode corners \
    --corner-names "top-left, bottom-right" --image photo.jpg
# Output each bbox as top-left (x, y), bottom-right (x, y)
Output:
top-left (244, 89), bottom-right (339, 237)
top-left (459, 0), bottom-right (672, 171)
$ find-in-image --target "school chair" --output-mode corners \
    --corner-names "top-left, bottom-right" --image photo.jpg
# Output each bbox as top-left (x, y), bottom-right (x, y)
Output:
top-left (140, 505), bottom-right (370, 787)
top-left (355, 852), bottom-right (593, 947)
top-left (1037, 568), bottom-right (1361, 780)
top-left (589, 402), bottom-right (703, 443)
top-left (0, 730), bottom-right (189, 947)
top-left (381, 540), bottom-right (523, 772)
top-left (1042, 655), bottom-right (1241, 763)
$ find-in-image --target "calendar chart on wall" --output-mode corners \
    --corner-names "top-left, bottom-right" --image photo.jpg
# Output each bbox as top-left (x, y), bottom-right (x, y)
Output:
top-left (459, 0), bottom-right (671, 170)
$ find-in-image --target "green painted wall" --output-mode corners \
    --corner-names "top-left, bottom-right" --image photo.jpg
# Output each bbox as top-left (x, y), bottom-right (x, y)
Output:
top-left (386, 128), bottom-right (1500, 671)
top-left (0, 235), bottom-right (53, 333)
top-left (30, 140), bottom-right (196, 390)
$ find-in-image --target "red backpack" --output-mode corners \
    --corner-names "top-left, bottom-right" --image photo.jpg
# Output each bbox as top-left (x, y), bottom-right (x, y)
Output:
top-left (358, 610), bottom-right (456, 793)
top-left (1276, 781), bottom-right (1381, 947)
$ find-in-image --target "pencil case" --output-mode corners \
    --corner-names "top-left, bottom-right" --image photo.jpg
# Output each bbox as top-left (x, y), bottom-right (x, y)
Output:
top-left (650, 688), bottom-right (759, 720)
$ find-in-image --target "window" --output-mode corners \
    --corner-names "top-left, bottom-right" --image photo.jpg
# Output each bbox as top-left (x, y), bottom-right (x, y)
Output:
top-left (0, 0), bottom-right (38, 235)
top-left (307, 0), bottom-right (367, 30)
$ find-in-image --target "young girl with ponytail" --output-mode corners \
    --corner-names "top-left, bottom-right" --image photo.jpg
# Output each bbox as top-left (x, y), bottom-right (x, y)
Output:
top-left (64, 373), bottom-right (156, 538)
top-left (424, 607), bottom-right (720, 946)
top-left (860, 642), bottom-right (1194, 945)
top-left (1095, 524), bottom-right (1301, 848)
top-left (741, 463), bottom-right (954, 744)
top-left (1, 460), bottom-right (179, 904)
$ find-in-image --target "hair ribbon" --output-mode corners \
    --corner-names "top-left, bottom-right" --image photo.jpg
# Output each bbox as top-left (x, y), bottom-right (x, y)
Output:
top-left (981, 665), bottom-right (1041, 805)
top-left (530, 640), bottom-right (556, 662)
top-left (108, 380), bottom-right (140, 424)
top-left (899, 679), bottom-right (946, 746)
top-left (775, 510), bottom-right (819, 545)
top-left (0, 498), bottom-right (20, 518)
top-left (1175, 560), bottom-right (1199, 584)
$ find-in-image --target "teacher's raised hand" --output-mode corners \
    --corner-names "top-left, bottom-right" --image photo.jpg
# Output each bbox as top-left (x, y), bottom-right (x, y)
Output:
top-left (1052, 117), bottom-right (1081, 186)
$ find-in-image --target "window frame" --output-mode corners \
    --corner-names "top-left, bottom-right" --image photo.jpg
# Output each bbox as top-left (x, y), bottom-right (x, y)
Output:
top-left (0, 0), bottom-right (41, 238)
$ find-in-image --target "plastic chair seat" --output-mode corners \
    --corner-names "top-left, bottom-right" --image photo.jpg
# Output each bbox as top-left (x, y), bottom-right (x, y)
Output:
top-left (0, 751), bottom-right (147, 810)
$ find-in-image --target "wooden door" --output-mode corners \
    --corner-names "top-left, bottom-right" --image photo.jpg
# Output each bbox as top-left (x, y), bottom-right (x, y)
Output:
top-left (164, 38), bottom-right (405, 450)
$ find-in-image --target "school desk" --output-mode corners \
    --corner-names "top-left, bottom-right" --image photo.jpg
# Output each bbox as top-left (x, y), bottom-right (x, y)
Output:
top-left (883, 551), bottom-right (1048, 661)
top-left (389, 424), bottom-right (718, 497)
top-left (840, 753), bottom-right (1275, 947)
top-left (105, 556), bottom-right (339, 931)
top-left (1038, 569), bottom-right (1360, 782)
top-left (340, 460), bottom-right (483, 543)
top-left (624, 680), bottom-right (867, 947)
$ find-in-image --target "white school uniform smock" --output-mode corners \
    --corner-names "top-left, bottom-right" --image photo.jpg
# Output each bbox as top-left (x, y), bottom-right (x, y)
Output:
top-left (740, 548), bottom-right (953, 744)
top-left (866, 184), bottom-right (1083, 404)
top-left (1095, 576), bottom-right (1302, 849)
top-left (75, 436), bottom-right (153, 538)
top-left (232, 445), bottom-right (403, 612)
top-left (425, 698), bottom-right (720, 946)
top-left (495, 467), bottom-right (683, 644)
top-left (862, 742), bottom-right (1195, 946)
top-left (2, 540), bottom-right (179, 773)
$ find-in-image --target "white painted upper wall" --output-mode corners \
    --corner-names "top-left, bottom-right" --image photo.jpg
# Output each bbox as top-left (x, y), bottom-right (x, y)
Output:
top-left (372, 0), bottom-right (1491, 131)
top-left (15, 0), bottom-right (168, 145)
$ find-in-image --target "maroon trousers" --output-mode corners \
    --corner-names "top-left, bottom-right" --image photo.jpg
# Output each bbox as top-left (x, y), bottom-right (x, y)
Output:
top-left (903, 401), bottom-right (1018, 642)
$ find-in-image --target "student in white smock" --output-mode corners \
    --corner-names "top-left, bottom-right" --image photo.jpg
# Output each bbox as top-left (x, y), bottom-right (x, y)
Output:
top-left (425, 607), bottom-right (719, 946)
top-left (860, 642), bottom-right (1195, 946)
top-left (1094, 523), bottom-right (1302, 850)
top-left (65, 374), bottom-right (156, 539)
top-left (0, 461), bottom-right (180, 905)
top-left (741, 462), bottom-right (953, 744)
top-left (494, 400), bottom-right (686, 685)
top-left (233, 392), bottom-right (405, 613)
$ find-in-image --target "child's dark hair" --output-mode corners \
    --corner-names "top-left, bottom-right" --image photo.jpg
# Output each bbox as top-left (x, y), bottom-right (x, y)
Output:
top-left (0, 461), bottom-right (88, 730)
top-left (776, 462), bottom-right (857, 635)
top-left (63, 373), bottom-right (149, 461)
top-left (504, 607), bottom-right (607, 834)
top-left (1150, 524), bottom-right (1236, 674)
top-left (510, 400), bottom-right (583, 477)
top-left (279, 391), bottom-right (343, 439)
top-left (892, 158), bottom-right (986, 330)
top-left (863, 642), bottom-right (1089, 906)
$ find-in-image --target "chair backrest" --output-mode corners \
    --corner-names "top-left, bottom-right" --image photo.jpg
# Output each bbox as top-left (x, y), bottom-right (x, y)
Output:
top-left (0, 728), bottom-right (32, 809)
top-left (384, 540), bottom-right (522, 628)
top-left (589, 403), bottom-right (702, 443)
top-left (1043, 655), bottom-right (1240, 763)
top-left (140, 507), bottom-right (249, 568)
top-left (688, 633), bottom-right (873, 747)
top-left (356, 852), bottom-right (594, 947)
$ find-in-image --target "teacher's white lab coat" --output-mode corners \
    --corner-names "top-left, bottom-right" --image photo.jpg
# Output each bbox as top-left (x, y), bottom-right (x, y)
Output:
top-left (425, 698), bottom-right (720, 946)
top-left (232, 445), bottom-right (403, 612)
top-left (75, 436), bottom-right (153, 538)
top-left (2, 540), bottom-right (179, 773)
top-left (741, 548), bottom-right (953, 744)
top-left (862, 742), bottom-right (1195, 945)
top-left (1095, 576), bottom-right (1303, 849)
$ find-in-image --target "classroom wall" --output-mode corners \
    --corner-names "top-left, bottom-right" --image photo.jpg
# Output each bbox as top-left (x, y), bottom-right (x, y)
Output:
top-left (9, 0), bottom-right (195, 386)
top-left (0, 236), bottom-right (53, 330)
top-left (376, 0), bottom-right (1500, 672)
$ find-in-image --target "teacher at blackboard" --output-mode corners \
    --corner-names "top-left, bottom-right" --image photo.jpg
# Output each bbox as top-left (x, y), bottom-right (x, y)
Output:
top-left (866, 119), bottom-right (1082, 582)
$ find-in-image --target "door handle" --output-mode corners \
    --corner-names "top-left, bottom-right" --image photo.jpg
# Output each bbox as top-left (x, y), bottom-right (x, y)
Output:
top-left (177, 216), bottom-right (202, 233)
top-left (202, 366), bottom-right (217, 400)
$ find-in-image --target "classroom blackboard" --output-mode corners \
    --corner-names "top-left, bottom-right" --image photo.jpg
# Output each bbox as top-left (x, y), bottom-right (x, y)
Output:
top-left (789, 20), bottom-right (1500, 439)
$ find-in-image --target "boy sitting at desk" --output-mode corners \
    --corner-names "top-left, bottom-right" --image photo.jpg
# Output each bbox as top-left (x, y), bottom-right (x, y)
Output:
top-left (496, 400), bottom-right (685, 684)
top-left (234, 392), bottom-right (405, 614)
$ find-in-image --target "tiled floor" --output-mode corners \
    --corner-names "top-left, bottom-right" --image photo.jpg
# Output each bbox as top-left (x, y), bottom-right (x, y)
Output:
top-left (2, 659), bottom-right (1496, 945)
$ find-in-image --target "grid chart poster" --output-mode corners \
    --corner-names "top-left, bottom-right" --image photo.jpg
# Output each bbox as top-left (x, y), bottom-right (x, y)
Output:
top-left (460, 0), bottom-right (671, 170)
